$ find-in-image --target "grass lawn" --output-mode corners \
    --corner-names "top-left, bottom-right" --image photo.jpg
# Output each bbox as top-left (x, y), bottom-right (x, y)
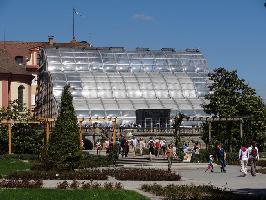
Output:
top-left (0, 159), bottom-right (31, 176)
top-left (0, 188), bottom-right (149, 200)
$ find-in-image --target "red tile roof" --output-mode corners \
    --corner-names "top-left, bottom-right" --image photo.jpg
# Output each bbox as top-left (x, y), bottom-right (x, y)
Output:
top-left (0, 40), bottom-right (91, 71)
top-left (0, 49), bottom-right (33, 76)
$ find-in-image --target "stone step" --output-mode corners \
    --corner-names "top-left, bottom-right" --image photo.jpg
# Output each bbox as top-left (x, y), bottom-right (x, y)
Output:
top-left (117, 158), bottom-right (181, 164)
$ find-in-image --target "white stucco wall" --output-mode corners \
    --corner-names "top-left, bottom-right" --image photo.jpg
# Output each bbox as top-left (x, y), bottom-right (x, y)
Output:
top-left (11, 82), bottom-right (29, 108)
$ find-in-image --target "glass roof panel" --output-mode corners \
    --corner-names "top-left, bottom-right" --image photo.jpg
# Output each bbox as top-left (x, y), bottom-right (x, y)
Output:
top-left (44, 47), bottom-right (210, 123)
top-left (51, 73), bottom-right (66, 81)
top-left (125, 83), bottom-right (139, 90)
top-left (153, 83), bottom-right (167, 90)
top-left (121, 110), bottom-right (135, 117)
top-left (155, 90), bottom-right (169, 98)
top-left (91, 110), bottom-right (106, 117)
top-left (111, 83), bottom-right (125, 90)
top-left (142, 90), bottom-right (156, 98)
top-left (82, 90), bottom-right (98, 98)
top-left (98, 90), bottom-right (113, 98)
top-left (169, 90), bottom-right (183, 98)
top-left (139, 83), bottom-right (153, 90)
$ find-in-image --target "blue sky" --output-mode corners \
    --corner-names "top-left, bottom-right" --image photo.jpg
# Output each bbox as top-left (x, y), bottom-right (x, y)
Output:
top-left (1, 0), bottom-right (266, 100)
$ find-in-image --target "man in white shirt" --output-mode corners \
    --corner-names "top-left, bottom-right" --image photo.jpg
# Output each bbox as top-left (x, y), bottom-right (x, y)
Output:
top-left (131, 136), bottom-right (138, 156)
top-left (248, 141), bottom-right (259, 176)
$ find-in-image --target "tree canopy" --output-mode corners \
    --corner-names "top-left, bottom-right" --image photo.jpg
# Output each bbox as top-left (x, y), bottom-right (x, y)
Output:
top-left (202, 68), bottom-right (266, 151)
top-left (0, 100), bottom-right (42, 154)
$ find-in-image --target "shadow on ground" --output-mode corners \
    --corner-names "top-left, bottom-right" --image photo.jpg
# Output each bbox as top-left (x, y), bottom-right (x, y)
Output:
top-left (234, 188), bottom-right (266, 196)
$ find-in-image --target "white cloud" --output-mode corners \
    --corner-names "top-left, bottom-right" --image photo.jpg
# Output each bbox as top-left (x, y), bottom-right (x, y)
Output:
top-left (132, 13), bottom-right (154, 21)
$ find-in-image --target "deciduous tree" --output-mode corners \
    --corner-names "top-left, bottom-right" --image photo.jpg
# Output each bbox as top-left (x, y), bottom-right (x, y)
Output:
top-left (202, 68), bottom-right (266, 151)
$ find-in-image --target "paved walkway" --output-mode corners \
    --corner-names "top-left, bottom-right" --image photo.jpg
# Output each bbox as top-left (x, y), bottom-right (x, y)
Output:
top-left (42, 165), bottom-right (266, 200)
top-left (178, 165), bottom-right (266, 195)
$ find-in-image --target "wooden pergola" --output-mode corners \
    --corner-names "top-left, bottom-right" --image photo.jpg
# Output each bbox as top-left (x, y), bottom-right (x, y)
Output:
top-left (78, 117), bottom-right (118, 145)
top-left (172, 116), bottom-right (245, 142)
top-left (0, 118), bottom-right (54, 154)
top-left (0, 117), bottom-right (118, 154)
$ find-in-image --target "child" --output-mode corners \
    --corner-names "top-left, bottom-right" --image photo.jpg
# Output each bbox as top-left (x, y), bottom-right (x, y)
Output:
top-left (96, 141), bottom-right (102, 155)
top-left (205, 155), bottom-right (214, 172)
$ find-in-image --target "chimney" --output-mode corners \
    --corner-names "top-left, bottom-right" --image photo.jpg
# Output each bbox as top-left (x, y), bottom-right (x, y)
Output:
top-left (48, 35), bottom-right (54, 45)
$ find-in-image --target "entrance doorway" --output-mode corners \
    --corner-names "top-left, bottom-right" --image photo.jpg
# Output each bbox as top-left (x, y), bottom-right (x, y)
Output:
top-left (145, 118), bottom-right (152, 130)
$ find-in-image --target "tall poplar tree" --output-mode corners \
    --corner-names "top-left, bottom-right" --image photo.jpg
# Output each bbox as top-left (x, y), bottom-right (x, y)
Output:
top-left (47, 84), bottom-right (81, 170)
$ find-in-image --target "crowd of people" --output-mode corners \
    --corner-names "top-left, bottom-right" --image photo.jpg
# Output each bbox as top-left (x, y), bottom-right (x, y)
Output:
top-left (205, 141), bottom-right (260, 176)
top-left (93, 136), bottom-right (260, 176)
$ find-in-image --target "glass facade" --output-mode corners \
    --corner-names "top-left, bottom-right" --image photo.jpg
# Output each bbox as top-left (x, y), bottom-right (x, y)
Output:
top-left (36, 47), bottom-right (210, 124)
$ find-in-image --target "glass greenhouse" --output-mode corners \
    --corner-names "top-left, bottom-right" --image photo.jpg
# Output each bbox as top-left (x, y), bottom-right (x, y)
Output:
top-left (36, 47), bottom-right (210, 126)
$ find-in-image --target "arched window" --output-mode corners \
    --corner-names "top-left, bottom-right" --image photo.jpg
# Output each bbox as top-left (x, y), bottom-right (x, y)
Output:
top-left (18, 85), bottom-right (25, 111)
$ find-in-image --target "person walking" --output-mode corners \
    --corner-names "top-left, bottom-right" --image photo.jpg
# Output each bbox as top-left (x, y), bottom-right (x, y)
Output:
top-left (165, 144), bottom-right (174, 172)
top-left (131, 136), bottom-right (138, 156)
top-left (160, 140), bottom-right (167, 157)
top-left (239, 145), bottom-right (249, 176)
top-left (96, 141), bottom-right (102, 155)
top-left (205, 155), bottom-right (214, 172)
top-left (248, 141), bottom-right (259, 176)
top-left (154, 139), bottom-right (161, 157)
top-left (148, 138), bottom-right (155, 161)
top-left (124, 140), bottom-right (129, 157)
top-left (216, 144), bottom-right (226, 173)
top-left (139, 138), bottom-right (146, 156)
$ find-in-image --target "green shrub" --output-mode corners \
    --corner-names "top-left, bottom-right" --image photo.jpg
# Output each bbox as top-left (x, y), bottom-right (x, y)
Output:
top-left (257, 160), bottom-right (266, 167)
top-left (108, 143), bottom-right (119, 165)
top-left (225, 152), bottom-right (239, 165)
top-left (0, 126), bottom-right (8, 154)
top-left (46, 85), bottom-right (82, 171)
top-left (12, 124), bottom-right (43, 155)
top-left (0, 124), bottom-right (43, 155)
top-left (190, 149), bottom-right (210, 163)
top-left (79, 154), bottom-right (113, 168)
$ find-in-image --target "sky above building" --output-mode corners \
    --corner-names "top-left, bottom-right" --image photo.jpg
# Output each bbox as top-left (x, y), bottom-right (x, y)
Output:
top-left (0, 0), bottom-right (266, 100)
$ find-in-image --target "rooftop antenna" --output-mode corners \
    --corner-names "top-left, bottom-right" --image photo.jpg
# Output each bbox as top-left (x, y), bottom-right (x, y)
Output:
top-left (3, 30), bottom-right (6, 49)
top-left (72, 8), bottom-right (76, 41)
top-left (72, 8), bottom-right (82, 41)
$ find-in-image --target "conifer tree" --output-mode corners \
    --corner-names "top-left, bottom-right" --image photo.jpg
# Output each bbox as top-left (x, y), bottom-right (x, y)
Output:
top-left (46, 84), bottom-right (81, 170)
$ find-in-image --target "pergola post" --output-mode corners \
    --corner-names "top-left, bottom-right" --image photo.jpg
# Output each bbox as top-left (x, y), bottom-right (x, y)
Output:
top-left (79, 119), bottom-right (84, 149)
top-left (240, 119), bottom-right (243, 138)
top-left (8, 122), bottom-right (12, 154)
top-left (208, 121), bottom-right (211, 143)
top-left (45, 120), bottom-right (50, 145)
top-left (112, 118), bottom-right (116, 144)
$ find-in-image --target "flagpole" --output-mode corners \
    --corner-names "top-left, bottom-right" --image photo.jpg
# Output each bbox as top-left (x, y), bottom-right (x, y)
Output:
top-left (72, 8), bottom-right (75, 41)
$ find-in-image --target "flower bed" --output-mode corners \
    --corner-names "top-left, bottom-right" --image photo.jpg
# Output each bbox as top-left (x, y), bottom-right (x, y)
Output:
top-left (257, 168), bottom-right (266, 174)
top-left (7, 167), bottom-right (181, 181)
top-left (56, 180), bottom-right (123, 190)
top-left (0, 179), bottom-right (42, 188)
top-left (103, 168), bottom-right (181, 181)
top-left (6, 170), bottom-right (108, 180)
top-left (141, 183), bottom-right (263, 200)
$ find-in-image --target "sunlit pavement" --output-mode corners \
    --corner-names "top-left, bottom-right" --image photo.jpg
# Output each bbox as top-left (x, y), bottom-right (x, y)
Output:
top-left (177, 165), bottom-right (266, 195)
